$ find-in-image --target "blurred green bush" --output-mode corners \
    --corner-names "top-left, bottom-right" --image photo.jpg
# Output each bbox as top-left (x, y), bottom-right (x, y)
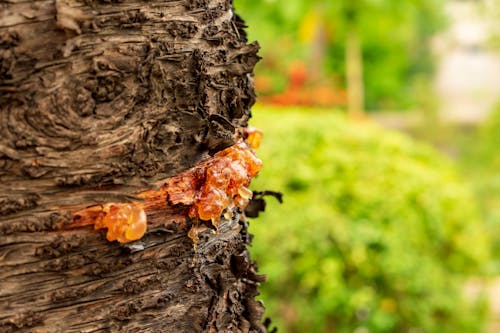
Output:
top-left (460, 102), bottom-right (500, 268)
top-left (249, 106), bottom-right (490, 333)
top-left (470, 102), bottom-right (500, 167)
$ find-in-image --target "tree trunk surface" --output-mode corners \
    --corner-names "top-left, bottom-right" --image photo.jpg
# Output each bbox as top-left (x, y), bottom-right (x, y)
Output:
top-left (0, 0), bottom-right (266, 332)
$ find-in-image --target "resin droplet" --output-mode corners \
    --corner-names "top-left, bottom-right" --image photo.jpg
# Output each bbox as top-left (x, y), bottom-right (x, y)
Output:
top-left (95, 203), bottom-right (147, 243)
top-left (196, 188), bottom-right (229, 222)
top-left (188, 143), bottom-right (262, 222)
top-left (246, 126), bottom-right (264, 150)
top-left (238, 186), bottom-right (253, 200)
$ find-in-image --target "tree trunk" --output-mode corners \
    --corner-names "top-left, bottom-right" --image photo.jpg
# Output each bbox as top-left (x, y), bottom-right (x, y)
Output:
top-left (0, 1), bottom-right (266, 332)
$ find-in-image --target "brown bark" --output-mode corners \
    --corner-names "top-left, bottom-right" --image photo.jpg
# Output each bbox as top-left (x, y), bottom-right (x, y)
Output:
top-left (0, 0), bottom-right (266, 332)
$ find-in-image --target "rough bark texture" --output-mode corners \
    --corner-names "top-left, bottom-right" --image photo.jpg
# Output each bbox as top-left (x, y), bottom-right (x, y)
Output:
top-left (0, 0), bottom-right (265, 332)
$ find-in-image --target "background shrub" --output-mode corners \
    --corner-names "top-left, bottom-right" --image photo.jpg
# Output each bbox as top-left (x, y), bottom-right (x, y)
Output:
top-left (249, 106), bottom-right (490, 333)
top-left (459, 102), bottom-right (500, 269)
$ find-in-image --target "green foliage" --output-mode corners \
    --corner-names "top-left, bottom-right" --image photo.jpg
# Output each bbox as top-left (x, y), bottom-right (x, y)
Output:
top-left (459, 103), bottom-right (500, 268)
top-left (234, 0), bottom-right (446, 110)
top-left (469, 102), bottom-right (500, 169)
top-left (249, 106), bottom-right (490, 333)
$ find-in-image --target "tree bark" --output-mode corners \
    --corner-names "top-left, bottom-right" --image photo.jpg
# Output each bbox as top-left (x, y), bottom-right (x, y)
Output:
top-left (0, 0), bottom-right (266, 332)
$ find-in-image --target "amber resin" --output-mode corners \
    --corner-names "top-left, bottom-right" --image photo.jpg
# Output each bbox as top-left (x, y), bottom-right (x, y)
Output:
top-left (244, 126), bottom-right (264, 150)
top-left (94, 203), bottom-right (147, 243)
top-left (69, 202), bottom-right (147, 243)
top-left (69, 131), bottom-right (263, 243)
top-left (182, 143), bottom-right (262, 225)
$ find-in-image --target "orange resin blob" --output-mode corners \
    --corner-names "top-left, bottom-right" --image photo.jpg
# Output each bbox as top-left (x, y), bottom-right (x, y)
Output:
top-left (68, 135), bottom-right (262, 244)
top-left (187, 143), bottom-right (262, 223)
top-left (245, 126), bottom-right (264, 150)
top-left (95, 203), bottom-right (147, 243)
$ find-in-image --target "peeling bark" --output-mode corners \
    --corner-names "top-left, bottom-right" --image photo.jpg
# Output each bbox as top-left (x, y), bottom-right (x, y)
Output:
top-left (0, 0), bottom-right (265, 332)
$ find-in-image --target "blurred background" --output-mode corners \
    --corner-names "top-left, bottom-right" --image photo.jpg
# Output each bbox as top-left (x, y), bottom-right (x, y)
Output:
top-left (234, 0), bottom-right (500, 332)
